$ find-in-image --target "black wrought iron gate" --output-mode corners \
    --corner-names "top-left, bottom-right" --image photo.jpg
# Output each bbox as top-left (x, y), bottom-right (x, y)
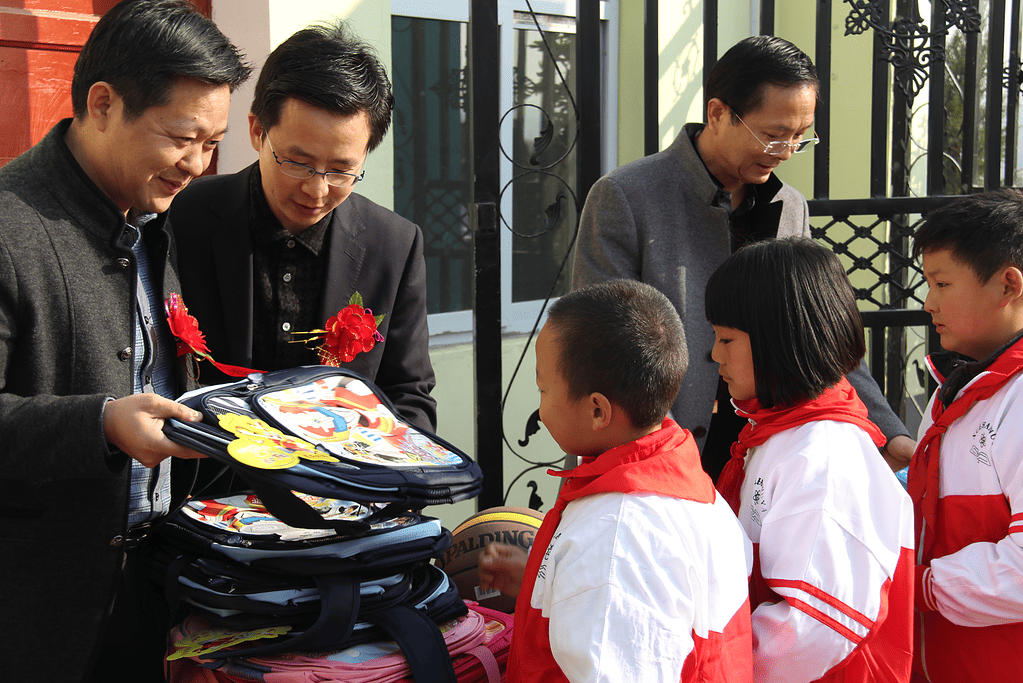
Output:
top-left (467, 0), bottom-right (1022, 509)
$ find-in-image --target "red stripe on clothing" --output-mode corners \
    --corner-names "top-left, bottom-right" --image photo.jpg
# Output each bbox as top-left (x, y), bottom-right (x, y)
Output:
top-left (932, 494), bottom-right (1011, 559)
top-left (682, 598), bottom-right (753, 682)
top-left (922, 568), bottom-right (938, 612)
top-left (784, 596), bottom-right (865, 644)
top-left (767, 578), bottom-right (874, 630)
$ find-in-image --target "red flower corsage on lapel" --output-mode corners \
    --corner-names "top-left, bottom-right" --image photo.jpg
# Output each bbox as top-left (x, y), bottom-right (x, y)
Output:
top-left (291, 292), bottom-right (385, 366)
top-left (165, 293), bottom-right (265, 378)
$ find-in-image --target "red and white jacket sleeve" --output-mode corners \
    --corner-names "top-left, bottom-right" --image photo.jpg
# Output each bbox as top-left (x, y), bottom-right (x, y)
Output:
top-left (743, 422), bottom-right (914, 683)
top-left (915, 378), bottom-right (1023, 626)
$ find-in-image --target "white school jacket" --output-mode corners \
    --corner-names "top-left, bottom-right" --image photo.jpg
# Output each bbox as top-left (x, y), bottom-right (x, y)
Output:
top-left (532, 491), bottom-right (753, 682)
top-left (738, 420), bottom-right (914, 683)
top-left (914, 370), bottom-right (1023, 682)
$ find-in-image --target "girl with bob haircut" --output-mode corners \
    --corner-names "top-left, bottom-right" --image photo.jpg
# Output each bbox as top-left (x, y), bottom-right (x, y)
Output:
top-left (705, 237), bottom-right (915, 683)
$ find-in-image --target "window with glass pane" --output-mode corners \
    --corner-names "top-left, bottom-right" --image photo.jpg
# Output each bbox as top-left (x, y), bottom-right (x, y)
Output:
top-left (511, 12), bottom-right (577, 303)
top-left (391, 16), bottom-right (472, 315)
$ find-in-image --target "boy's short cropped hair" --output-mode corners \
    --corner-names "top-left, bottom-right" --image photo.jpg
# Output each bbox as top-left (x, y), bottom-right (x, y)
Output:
top-left (912, 188), bottom-right (1023, 283)
top-left (71, 0), bottom-right (250, 121)
top-left (704, 237), bottom-right (865, 408)
top-left (548, 279), bottom-right (688, 429)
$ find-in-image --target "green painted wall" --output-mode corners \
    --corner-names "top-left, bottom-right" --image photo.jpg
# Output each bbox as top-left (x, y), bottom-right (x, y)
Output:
top-left (424, 336), bottom-right (565, 529)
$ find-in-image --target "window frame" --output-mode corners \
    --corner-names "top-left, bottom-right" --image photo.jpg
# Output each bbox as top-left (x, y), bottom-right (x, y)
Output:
top-left (391, 0), bottom-right (618, 345)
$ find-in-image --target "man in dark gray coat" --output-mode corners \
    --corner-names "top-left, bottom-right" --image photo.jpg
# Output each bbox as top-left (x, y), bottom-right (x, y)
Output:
top-left (0, 2), bottom-right (249, 680)
top-left (574, 36), bottom-right (915, 479)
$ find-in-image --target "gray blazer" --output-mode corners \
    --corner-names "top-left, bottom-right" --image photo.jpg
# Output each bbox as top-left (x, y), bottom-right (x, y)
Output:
top-left (573, 123), bottom-right (908, 449)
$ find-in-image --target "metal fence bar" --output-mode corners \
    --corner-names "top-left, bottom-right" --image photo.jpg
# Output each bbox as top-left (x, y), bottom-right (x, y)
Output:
top-left (870, 0), bottom-right (890, 198)
top-left (814, 0), bottom-right (832, 199)
top-left (470, 0), bottom-right (503, 510)
top-left (808, 195), bottom-right (965, 216)
top-left (760, 0), bottom-right (775, 35)
top-left (1006, 0), bottom-right (1021, 187)
top-left (704, 0), bottom-right (717, 86)
top-left (645, 0), bottom-right (658, 156)
top-left (987, 0), bottom-right (1007, 189)
top-left (962, 30), bottom-right (979, 190)
top-left (927, 0), bottom-right (947, 195)
top-left (861, 309), bottom-right (933, 326)
top-left (578, 1), bottom-right (602, 202)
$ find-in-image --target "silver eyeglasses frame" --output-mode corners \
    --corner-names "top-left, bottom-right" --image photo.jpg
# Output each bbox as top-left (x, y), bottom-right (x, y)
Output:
top-left (265, 136), bottom-right (366, 186)
top-left (734, 113), bottom-right (819, 156)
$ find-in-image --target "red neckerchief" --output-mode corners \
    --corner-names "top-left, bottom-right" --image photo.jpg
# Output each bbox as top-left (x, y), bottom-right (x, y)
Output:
top-left (716, 378), bottom-right (884, 515)
top-left (909, 336), bottom-right (1023, 562)
top-left (506, 419), bottom-right (712, 683)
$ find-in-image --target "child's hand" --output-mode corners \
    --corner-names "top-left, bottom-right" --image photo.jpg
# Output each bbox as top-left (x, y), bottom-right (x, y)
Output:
top-left (478, 542), bottom-right (529, 600)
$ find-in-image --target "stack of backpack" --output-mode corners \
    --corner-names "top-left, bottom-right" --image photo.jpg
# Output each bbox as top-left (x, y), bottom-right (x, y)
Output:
top-left (165, 602), bottom-right (513, 683)
top-left (155, 366), bottom-right (492, 681)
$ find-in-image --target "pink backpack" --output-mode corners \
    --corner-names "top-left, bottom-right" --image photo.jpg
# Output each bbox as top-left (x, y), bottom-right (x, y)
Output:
top-left (168, 603), bottom-right (513, 683)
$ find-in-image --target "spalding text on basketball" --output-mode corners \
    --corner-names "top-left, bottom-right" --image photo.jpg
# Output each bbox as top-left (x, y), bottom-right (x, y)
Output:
top-left (440, 528), bottom-right (535, 567)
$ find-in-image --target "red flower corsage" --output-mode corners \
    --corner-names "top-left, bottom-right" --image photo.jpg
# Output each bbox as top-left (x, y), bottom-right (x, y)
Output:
top-left (165, 293), bottom-right (265, 378)
top-left (291, 292), bottom-right (385, 366)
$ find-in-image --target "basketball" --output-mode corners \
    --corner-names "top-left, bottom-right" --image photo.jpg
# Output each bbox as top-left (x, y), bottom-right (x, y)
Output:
top-left (436, 506), bottom-right (545, 613)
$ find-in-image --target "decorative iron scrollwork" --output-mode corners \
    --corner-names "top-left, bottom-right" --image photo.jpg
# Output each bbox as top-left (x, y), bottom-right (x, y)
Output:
top-left (887, 18), bottom-right (941, 103)
top-left (844, 0), bottom-right (884, 36)
top-left (526, 480), bottom-right (544, 511)
top-left (843, 0), bottom-right (981, 103)
top-left (943, 0), bottom-right (982, 33)
top-left (531, 119), bottom-right (555, 166)
top-left (497, 0), bottom-right (583, 508)
top-left (518, 408), bottom-right (542, 447)
top-left (544, 192), bottom-right (567, 230)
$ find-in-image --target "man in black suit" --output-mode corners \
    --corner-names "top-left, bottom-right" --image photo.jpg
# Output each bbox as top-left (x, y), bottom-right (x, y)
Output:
top-left (172, 21), bottom-right (437, 432)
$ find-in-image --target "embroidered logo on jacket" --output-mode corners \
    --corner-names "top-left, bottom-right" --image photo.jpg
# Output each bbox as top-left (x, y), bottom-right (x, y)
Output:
top-left (751, 477), bottom-right (766, 527)
top-left (970, 421), bottom-right (996, 466)
top-left (537, 530), bottom-right (560, 582)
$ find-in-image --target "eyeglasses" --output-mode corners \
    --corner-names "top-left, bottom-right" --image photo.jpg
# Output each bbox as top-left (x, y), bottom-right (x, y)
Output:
top-left (265, 136), bottom-right (366, 187)
top-left (734, 113), bottom-right (819, 156)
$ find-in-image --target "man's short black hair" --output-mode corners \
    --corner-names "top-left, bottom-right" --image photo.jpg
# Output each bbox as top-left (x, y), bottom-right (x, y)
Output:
top-left (548, 279), bottom-right (688, 429)
top-left (705, 35), bottom-right (819, 119)
top-left (251, 21), bottom-right (394, 153)
top-left (71, 0), bottom-right (250, 121)
top-left (913, 189), bottom-right (1023, 283)
top-left (705, 237), bottom-right (864, 408)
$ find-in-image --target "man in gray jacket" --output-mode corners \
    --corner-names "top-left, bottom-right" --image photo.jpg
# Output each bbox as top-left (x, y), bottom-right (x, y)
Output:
top-left (574, 36), bottom-right (914, 479)
top-left (0, 2), bottom-right (249, 679)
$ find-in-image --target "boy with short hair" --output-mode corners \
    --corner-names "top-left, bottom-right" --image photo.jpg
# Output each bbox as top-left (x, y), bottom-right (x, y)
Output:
top-left (502, 279), bottom-right (753, 682)
top-left (910, 188), bottom-right (1023, 682)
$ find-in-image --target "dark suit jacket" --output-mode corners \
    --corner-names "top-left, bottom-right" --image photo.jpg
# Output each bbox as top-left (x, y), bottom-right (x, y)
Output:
top-left (171, 163), bottom-right (437, 432)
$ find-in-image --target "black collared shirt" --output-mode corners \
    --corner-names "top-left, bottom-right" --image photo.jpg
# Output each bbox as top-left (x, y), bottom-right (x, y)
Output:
top-left (248, 166), bottom-right (332, 371)
top-left (688, 125), bottom-right (761, 252)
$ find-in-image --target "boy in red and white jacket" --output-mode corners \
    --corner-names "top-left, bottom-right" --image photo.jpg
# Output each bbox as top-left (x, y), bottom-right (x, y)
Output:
top-left (484, 280), bottom-right (753, 683)
top-left (910, 189), bottom-right (1023, 682)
